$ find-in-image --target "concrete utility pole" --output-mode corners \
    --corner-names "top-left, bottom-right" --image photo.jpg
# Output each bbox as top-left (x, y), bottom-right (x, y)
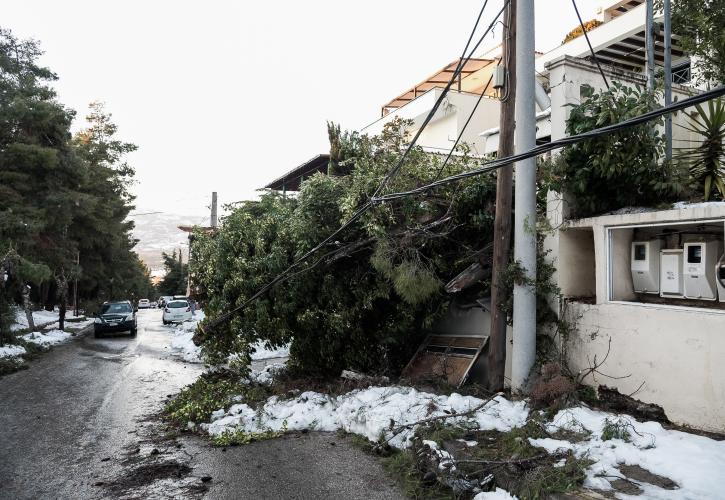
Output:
top-left (211, 191), bottom-right (218, 229)
top-left (645, 0), bottom-right (656, 90)
top-left (511, 0), bottom-right (537, 392)
top-left (488, 0), bottom-right (516, 391)
top-left (663, 0), bottom-right (673, 161)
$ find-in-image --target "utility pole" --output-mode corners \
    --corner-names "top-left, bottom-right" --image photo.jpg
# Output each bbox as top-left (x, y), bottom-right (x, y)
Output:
top-left (488, 0), bottom-right (516, 391)
top-left (645, 0), bottom-right (655, 90)
top-left (211, 191), bottom-right (218, 228)
top-left (663, 0), bottom-right (673, 161)
top-left (511, 0), bottom-right (537, 393)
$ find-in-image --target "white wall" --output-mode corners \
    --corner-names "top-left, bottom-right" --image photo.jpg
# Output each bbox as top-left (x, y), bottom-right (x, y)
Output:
top-left (361, 88), bottom-right (500, 155)
top-left (565, 301), bottom-right (725, 432)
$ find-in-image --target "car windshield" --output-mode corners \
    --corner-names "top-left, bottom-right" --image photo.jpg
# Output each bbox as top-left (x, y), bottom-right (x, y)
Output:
top-left (101, 303), bottom-right (132, 314)
top-left (168, 301), bottom-right (188, 309)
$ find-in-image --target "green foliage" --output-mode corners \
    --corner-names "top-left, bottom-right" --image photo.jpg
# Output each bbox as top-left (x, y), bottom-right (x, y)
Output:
top-left (165, 372), bottom-right (256, 424)
top-left (0, 28), bottom-right (152, 324)
top-left (212, 422), bottom-right (287, 446)
top-left (600, 417), bottom-right (632, 442)
top-left (675, 99), bottom-right (725, 201)
top-left (157, 250), bottom-right (188, 296)
top-left (380, 450), bottom-right (451, 499)
top-left (192, 118), bottom-right (497, 375)
top-left (543, 83), bottom-right (680, 217)
top-left (656, 0), bottom-right (725, 85)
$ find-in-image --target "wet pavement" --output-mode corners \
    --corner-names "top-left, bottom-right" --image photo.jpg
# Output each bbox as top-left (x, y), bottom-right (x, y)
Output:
top-left (0, 309), bottom-right (405, 499)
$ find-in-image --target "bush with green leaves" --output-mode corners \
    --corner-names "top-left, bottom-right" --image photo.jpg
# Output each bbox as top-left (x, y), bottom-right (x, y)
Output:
top-left (191, 119), bottom-right (499, 375)
top-left (676, 98), bottom-right (725, 201)
top-left (544, 83), bottom-right (681, 218)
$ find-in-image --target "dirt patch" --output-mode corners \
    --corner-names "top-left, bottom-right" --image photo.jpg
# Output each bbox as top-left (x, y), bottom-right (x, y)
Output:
top-left (618, 464), bottom-right (679, 490)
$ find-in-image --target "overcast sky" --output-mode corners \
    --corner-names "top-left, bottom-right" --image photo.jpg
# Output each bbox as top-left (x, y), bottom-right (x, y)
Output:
top-left (4, 0), bottom-right (599, 218)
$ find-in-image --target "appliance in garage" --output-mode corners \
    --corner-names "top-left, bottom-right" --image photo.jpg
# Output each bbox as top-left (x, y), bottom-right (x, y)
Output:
top-left (683, 241), bottom-right (721, 300)
top-left (660, 249), bottom-right (685, 298)
top-left (631, 240), bottom-right (661, 293)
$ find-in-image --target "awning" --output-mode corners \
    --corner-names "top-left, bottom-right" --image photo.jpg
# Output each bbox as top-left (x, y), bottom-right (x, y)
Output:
top-left (382, 57), bottom-right (498, 116)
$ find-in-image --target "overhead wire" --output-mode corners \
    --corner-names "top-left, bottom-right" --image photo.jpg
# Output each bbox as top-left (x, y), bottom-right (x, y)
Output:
top-left (570, 0), bottom-right (610, 89)
top-left (372, 85), bottom-right (725, 203)
top-left (432, 73), bottom-right (494, 181)
top-left (202, 7), bottom-right (725, 335)
top-left (372, 0), bottom-right (508, 199)
top-left (202, 0), bottom-right (505, 332)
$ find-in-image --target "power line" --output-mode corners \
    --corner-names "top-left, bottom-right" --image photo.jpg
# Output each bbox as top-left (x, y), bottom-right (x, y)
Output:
top-left (203, 0), bottom-right (504, 333)
top-left (372, 0), bottom-right (509, 199)
top-left (570, 0), bottom-right (610, 90)
top-left (372, 85), bottom-right (725, 203)
top-left (205, 86), bottom-right (725, 334)
top-left (432, 73), bottom-right (495, 181)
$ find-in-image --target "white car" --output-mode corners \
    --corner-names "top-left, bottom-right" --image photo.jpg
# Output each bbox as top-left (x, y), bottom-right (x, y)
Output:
top-left (162, 300), bottom-right (192, 325)
top-left (138, 299), bottom-right (151, 309)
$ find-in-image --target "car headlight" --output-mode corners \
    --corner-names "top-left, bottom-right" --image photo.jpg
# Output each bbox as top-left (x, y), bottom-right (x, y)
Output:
top-left (124, 314), bottom-right (134, 322)
top-left (94, 318), bottom-right (102, 324)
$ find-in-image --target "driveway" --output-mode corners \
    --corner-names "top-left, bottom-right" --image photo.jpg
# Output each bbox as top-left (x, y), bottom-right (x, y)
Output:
top-left (0, 309), bottom-right (404, 499)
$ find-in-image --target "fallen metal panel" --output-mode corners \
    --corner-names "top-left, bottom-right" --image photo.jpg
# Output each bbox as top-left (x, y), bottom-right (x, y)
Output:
top-left (402, 334), bottom-right (488, 387)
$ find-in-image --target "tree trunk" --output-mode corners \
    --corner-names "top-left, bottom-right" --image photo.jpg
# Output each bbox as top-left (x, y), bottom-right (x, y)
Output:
top-left (22, 285), bottom-right (35, 331)
top-left (57, 269), bottom-right (68, 331)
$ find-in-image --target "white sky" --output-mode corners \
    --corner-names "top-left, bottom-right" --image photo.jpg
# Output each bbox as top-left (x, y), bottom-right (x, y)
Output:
top-left (4, 0), bottom-right (599, 218)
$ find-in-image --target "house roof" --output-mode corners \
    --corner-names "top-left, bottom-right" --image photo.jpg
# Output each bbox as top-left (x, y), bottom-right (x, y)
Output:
top-left (381, 57), bottom-right (498, 116)
top-left (263, 154), bottom-right (331, 192)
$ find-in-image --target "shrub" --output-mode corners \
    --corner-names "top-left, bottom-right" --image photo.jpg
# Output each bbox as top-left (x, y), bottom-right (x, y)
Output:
top-left (544, 83), bottom-right (681, 217)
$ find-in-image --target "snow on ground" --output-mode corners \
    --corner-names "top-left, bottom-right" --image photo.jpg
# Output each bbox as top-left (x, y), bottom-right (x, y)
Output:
top-left (250, 342), bottom-right (290, 360)
top-left (1, 326), bottom-right (78, 360)
top-left (10, 307), bottom-right (86, 331)
top-left (202, 387), bottom-right (528, 448)
top-left (473, 489), bottom-right (518, 500)
top-left (168, 311), bottom-right (291, 365)
top-left (529, 406), bottom-right (725, 499)
top-left (0, 344), bottom-right (27, 358)
top-left (170, 312), bottom-right (205, 363)
top-left (200, 369), bottom-right (725, 500)
top-left (19, 329), bottom-right (73, 347)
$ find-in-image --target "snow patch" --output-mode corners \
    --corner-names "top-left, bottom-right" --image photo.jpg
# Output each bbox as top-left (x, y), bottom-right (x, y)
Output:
top-left (0, 344), bottom-right (27, 358)
top-left (473, 488), bottom-right (518, 500)
top-left (11, 308), bottom-right (85, 331)
top-left (202, 387), bottom-right (528, 449)
top-left (20, 329), bottom-right (73, 347)
top-left (169, 311), bottom-right (205, 363)
top-left (530, 406), bottom-right (725, 499)
top-left (250, 342), bottom-right (290, 360)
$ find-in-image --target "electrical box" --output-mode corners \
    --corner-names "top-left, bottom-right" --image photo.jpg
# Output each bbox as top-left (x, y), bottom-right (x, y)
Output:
top-left (631, 240), bottom-right (661, 294)
top-left (493, 66), bottom-right (506, 90)
top-left (683, 241), bottom-right (720, 300)
top-left (716, 253), bottom-right (725, 303)
top-left (660, 249), bottom-right (684, 298)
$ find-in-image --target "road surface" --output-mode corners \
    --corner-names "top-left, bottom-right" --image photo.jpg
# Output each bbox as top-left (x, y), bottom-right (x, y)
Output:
top-left (0, 309), bottom-right (404, 499)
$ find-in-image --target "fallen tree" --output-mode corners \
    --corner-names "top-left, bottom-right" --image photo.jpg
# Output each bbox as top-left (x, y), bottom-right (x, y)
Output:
top-left (190, 119), bottom-right (499, 374)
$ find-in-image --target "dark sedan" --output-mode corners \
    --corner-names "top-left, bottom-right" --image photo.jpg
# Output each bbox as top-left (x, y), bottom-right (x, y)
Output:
top-left (94, 301), bottom-right (137, 337)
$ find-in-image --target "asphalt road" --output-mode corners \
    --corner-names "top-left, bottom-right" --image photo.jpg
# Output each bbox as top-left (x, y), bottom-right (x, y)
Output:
top-left (0, 309), bottom-right (405, 500)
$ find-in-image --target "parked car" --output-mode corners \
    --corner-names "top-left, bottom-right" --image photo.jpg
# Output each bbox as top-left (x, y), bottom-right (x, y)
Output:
top-left (162, 299), bottom-right (192, 325)
top-left (94, 300), bottom-right (137, 338)
top-left (138, 299), bottom-right (151, 309)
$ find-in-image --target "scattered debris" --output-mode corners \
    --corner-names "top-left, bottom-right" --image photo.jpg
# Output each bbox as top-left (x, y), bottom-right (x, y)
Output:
top-left (402, 334), bottom-right (487, 387)
top-left (597, 385), bottom-right (669, 424)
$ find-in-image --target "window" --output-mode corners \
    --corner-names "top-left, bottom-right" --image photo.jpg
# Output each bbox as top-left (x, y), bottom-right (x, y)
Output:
top-left (168, 301), bottom-right (189, 308)
top-left (671, 60), bottom-right (691, 85)
top-left (101, 303), bottom-right (132, 314)
top-left (634, 244), bottom-right (647, 261)
top-left (688, 245), bottom-right (702, 264)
